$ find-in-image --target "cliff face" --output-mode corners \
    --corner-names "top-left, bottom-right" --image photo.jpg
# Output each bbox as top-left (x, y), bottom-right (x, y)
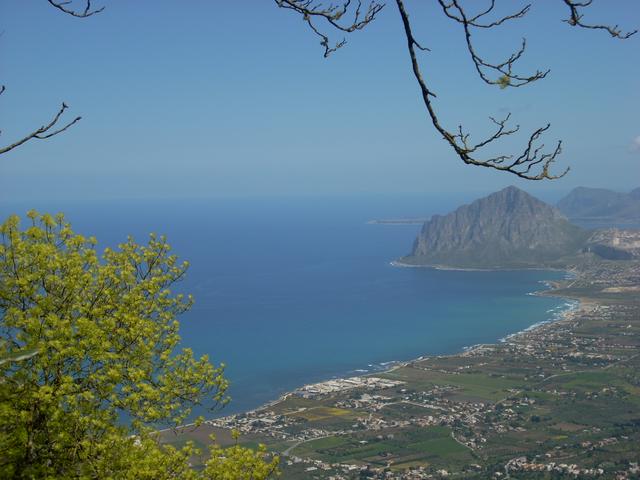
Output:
top-left (404, 186), bottom-right (587, 268)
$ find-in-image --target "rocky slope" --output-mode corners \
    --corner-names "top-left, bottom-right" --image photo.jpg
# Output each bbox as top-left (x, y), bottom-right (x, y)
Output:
top-left (584, 229), bottom-right (640, 260)
top-left (401, 186), bottom-right (588, 268)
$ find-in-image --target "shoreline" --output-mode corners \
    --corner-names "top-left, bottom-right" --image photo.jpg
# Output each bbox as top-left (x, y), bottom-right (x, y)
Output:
top-left (214, 271), bottom-right (579, 422)
top-left (390, 259), bottom-right (572, 273)
top-left (367, 218), bottom-right (427, 225)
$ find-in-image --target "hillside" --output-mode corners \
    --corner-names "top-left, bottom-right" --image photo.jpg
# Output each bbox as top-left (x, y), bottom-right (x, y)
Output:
top-left (401, 186), bottom-right (588, 268)
top-left (584, 229), bottom-right (640, 260)
top-left (557, 186), bottom-right (640, 228)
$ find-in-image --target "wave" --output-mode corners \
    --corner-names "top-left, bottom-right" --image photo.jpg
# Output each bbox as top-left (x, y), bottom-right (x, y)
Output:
top-left (499, 298), bottom-right (579, 343)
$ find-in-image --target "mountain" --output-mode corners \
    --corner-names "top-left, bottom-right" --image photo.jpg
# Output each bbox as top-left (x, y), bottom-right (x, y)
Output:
top-left (557, 187), bottom-right (640, 228)
top-left (401, 186), bottom-right (588, 268)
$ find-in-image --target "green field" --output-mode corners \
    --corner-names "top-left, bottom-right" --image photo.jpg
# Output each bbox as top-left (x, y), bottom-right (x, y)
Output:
top-left (291, 426), bottom-right (474, 469)
top-left (381, 367), bottom-right (523, 402)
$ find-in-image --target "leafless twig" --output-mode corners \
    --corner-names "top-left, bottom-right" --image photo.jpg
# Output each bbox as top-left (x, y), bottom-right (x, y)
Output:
top-left (396, 0), bottom-right (566, 180)
top-left (46, 0), bottom-right (104, 18)
top-left (562, 0), bottom-right (637, 38)
top-left (275, 0), bottom-right (384, 57)
top-left (278, 0), bottom-right (636, 180)
top-left (0, 2), bottom-right (102, 158)
top-left (436, 1), bottom-right (548, 88)
top-left (0, 92), bottom-right (81, 155)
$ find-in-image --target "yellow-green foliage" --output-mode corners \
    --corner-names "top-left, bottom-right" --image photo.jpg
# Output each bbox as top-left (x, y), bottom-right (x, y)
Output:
top-left (203, 433), bottom-right (279, 480)
top-left (497, 75), bottom-right (511, 89)
top-left (0, 212), bottom-right (278, 479)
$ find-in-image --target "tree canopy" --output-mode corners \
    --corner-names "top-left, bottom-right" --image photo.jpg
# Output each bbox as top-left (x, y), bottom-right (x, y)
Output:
top-left (0, 212), bottom-right (279, 478)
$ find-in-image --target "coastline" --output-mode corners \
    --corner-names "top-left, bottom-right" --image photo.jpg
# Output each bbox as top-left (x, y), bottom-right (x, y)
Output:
top-left (214, 270), bottom-right (580, 422)
top-left (390, 259), bottom-right (572, 273)
top-left (163, 257), bottom-right (640, 477)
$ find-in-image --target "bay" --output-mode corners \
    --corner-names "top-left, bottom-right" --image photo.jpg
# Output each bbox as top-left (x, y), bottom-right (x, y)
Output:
top-left (0, 195), bottom-right (568, 416)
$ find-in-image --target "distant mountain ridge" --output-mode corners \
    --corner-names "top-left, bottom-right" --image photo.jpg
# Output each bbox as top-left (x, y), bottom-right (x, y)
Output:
top-left (401, 186), bottom-right (588, 269)
top-left (557, 186), bottom-right (640, 228)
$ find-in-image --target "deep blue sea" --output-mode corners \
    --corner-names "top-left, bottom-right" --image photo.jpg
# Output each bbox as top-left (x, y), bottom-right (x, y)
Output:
top-left (1, 195), bottom-right (570, 416)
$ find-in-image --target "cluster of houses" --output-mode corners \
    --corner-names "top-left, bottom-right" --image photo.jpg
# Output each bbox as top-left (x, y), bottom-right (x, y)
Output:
top-left (294, 376), bottom-right (405, 398)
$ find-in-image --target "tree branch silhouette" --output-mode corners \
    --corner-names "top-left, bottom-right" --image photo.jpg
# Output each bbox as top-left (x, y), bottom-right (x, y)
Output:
top-left (46, 0), bottom-right (104, 18)
top-left (275, 0), bottom-right (384, 57)
top-left (278, 0), bottom-right (636, 180)
top-left (0, 2), bottom-right (104, 158)
top-left (562, 0), bottom-right (637, 38)
top-left (0, 93), bottom-right (81, 155)
top-left (396, 0), bottom-right (565, 180)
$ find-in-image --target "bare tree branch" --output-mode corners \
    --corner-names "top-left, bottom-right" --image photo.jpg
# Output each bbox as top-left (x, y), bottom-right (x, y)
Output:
top-left (395, 0), bottom-right (566, 180)
top-left (562, 0), bottom-right (637, 38)
top-left (278, 0), bottom-right (636, 180)
top-left (435, 1), bottom-right (548, 88)
top-left (0, 96), bottom-right (81, 156)
top-left (0, 2), bottom-right (101, 158)
top-left (46, 0), bottom-right (104, 18)
top-left (275, 0), bottom-right (384, 57)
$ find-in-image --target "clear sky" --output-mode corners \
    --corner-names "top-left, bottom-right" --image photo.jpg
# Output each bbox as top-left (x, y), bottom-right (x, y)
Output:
top-left (1, 1), bottom-right (638, 202)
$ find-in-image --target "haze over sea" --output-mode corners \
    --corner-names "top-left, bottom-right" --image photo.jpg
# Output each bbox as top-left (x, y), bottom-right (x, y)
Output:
top-left (1, 195), bottom-right (570, 415)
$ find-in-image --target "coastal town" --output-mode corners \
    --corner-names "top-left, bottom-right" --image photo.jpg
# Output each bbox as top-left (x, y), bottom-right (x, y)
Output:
top-left (161, 258), bottom-right (640, 479)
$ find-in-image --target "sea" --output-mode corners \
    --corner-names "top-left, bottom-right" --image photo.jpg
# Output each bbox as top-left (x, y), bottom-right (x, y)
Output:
top-left (0, 195), bottom-right (573, 416)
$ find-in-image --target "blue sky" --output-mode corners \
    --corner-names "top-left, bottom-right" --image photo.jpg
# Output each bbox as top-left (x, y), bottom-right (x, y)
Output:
top-left (1, 1), bottom-right (638, 202)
